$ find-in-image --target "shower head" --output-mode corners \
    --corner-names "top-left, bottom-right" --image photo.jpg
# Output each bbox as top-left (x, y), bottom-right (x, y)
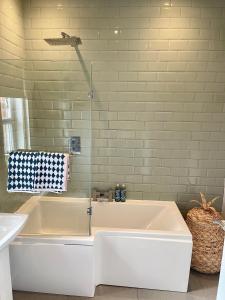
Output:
top-left (44, 32), bottom-right (82, 48)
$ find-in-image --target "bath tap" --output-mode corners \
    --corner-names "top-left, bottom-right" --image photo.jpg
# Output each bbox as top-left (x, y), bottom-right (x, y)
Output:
top-left (92, 190), bottom-right (113, 202)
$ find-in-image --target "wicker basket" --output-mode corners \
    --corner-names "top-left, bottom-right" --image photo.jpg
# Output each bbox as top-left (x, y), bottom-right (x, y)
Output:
top-left (186, 193), bottom-right (224, 274)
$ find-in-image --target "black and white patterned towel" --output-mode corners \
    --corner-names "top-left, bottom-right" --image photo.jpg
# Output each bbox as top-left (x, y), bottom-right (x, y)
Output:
top-left (35, 152), bottom-right (69, 192)
top-left (7, 151), bottom-right (69, 193)
top-left (7, 151), bottom-right (38, 192)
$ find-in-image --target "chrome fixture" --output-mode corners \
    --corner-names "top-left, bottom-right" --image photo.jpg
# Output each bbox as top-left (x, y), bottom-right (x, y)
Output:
top-left (164, 0), bottom-right (172, 7)
top-left (88, 63), bottom-right (95, 100)
top-left (44, 32), bottom-right (82, 48)
top-left (92, 189), bottom-right (113, 202)
top-left (69, 136), bottom-right (81, 155)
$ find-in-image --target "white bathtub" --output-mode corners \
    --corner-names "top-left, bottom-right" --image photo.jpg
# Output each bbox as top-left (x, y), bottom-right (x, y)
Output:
top-left (10, 196), bottom-right (192, 297)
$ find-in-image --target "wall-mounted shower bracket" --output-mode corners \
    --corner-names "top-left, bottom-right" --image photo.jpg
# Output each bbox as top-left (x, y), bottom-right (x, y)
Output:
top-left (87, 207), bottom-right (92, 216)
top-left (88, 89), bottom-right (94, 100)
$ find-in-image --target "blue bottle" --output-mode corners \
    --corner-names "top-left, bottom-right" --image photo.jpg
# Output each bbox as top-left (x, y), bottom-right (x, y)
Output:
top-left (115, 184), bottom-right (121, 202)
top-left (120, 184), bottom-right (127, 202)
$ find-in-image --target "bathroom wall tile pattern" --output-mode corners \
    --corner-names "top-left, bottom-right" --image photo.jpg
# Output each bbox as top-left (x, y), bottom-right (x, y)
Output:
top-left (0, 0), bottom-right (25, 97)
top-left (23, 0), bottom-right (225, 210)
top-left (0, 0), bottom-right (30, 212)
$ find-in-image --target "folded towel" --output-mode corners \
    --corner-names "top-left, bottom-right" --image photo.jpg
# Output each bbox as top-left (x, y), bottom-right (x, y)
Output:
top-left (7, 151), bottom-right (69, 193)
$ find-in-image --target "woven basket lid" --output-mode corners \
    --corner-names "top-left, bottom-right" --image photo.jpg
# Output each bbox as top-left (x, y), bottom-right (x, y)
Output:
top-left (187, 207), bottom-right (222, 224)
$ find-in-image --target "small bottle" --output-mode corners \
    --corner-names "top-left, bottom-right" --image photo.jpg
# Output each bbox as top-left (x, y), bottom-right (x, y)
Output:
top-left (120, 184), bottom-right (127, 202)
top-left (115, 184), bottom-right (121, 202)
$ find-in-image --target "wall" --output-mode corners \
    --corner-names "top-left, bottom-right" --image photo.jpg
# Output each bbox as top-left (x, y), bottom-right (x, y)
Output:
top-left (0, 0), bottom-right (29, 212)
top-left (23, 0), bottom-right (225, 212)
top-left (0, 0), bottom-right (25, 96)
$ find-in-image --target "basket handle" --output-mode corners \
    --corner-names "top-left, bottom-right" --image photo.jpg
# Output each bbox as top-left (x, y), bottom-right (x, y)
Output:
top-left (213, 220), bottom-right (225, 231)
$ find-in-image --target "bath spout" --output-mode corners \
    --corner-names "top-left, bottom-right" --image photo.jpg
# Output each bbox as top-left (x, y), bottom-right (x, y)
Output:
top-left (92, 190), bottom-right (113, 202)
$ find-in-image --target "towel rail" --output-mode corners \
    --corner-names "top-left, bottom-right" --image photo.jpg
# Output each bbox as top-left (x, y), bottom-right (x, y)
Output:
top-left (16, 149), bottom-right (70, 155)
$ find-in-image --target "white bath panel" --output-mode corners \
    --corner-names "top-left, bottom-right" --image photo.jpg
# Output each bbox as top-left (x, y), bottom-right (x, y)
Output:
top-left (10, 243), bottom-right (95, 297)
top-left (95, 234), bottom-right (192, 292)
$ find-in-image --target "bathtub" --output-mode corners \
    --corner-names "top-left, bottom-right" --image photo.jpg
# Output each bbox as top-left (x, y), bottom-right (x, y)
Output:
top-left (10, 196), bottom-right (192, 297)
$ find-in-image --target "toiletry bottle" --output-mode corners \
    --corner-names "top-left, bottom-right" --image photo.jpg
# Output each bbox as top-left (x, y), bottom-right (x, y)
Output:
top-left (115, 184), bottom-right (121, 202)
top-left (120, 184), bottom-right (127, 202)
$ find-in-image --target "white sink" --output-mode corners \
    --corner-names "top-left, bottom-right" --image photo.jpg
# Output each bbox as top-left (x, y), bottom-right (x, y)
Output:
top-left (0, 213), bottom-right (27, 300)
top-left (0, 214), bottom-right (27, 251)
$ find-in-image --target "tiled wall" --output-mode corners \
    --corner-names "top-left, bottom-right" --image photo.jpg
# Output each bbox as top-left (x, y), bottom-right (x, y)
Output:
top-left (0, 0), bottom-right (25, 96)
top-left (0, 0), bottom-right (30, 212)
top-left (23, 4), bottom-right (92, 197)
top-left (23, 0), bottom-right (225, 211)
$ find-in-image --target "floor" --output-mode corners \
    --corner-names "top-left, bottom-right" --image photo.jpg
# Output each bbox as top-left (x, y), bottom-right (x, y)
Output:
top-left (13, 271), bottom-right (219, 300)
